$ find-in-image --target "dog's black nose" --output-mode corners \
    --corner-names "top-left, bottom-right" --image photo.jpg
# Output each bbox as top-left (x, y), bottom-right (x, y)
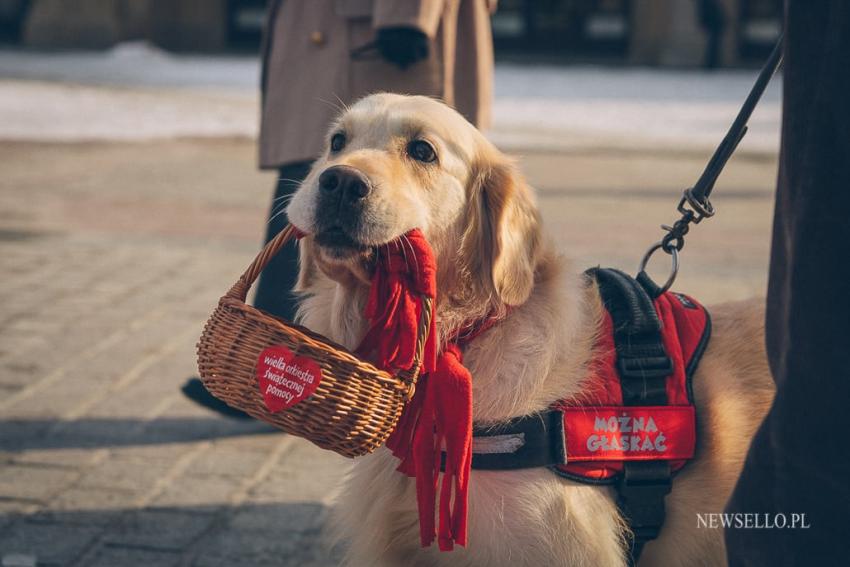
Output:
top-left (318, 166), bottom-right (371, 203)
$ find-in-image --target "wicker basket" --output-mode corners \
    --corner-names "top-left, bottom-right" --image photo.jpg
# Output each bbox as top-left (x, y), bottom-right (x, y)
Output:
top-left (196, 225), bottom-right (432, 458)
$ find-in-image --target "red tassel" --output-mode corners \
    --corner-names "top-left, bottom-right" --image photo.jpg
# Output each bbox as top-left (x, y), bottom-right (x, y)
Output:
top-left (357, 230), bottom-right (473, 551)
top-left (433, 344), bottom-right (472, 550)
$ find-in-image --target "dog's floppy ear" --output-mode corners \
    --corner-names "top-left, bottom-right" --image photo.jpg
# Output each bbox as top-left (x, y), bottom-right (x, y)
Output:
top-left (461, 148), bottom-right (542, 307)
top-left (294, 236), bottom-right (317, 292)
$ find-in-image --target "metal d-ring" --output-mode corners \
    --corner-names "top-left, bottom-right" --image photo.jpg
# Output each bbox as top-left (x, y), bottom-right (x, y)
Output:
top-left (638, 241), bottom-right (679, 293)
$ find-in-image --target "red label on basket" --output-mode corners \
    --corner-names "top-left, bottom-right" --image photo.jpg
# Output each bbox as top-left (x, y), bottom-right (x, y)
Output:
top-left (256, 346), bottom-right (322, 413)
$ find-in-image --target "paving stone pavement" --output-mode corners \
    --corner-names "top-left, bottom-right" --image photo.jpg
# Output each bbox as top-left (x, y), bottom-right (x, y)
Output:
top-left (0, 138), bottom-right (778, 566)
top-left (0, 138), bottom-right (352, 566)
top-left (0, 228), bottom-right (349, 566)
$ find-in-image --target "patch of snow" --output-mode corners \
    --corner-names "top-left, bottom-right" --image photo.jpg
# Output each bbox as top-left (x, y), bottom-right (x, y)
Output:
top-left (0, 81), bottom-right (258, 141)
top-left (0, 45), bottom-right (781, 153)
top-left (0, 43), bottom-right (259, 89)
top-left (490, 64), bottom-right (781, 153)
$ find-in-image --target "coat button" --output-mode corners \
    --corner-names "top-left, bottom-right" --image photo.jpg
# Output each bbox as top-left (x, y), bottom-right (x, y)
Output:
top-left (310, 31), bottom-right (325, 46)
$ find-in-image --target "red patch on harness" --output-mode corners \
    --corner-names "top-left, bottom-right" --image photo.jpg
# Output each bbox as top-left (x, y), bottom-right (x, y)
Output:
top-left (563, 406), bottom-right (695, 462)
top-left (256, 346), bottom-right (322, 413)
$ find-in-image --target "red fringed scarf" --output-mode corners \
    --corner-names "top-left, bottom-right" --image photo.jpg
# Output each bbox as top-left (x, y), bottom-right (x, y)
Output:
top-left (355, 230), bottom-right (473, 551)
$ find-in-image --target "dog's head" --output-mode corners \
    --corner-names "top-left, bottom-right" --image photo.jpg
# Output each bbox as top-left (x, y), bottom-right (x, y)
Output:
top-left (287, 93), bottom-right (543, 310)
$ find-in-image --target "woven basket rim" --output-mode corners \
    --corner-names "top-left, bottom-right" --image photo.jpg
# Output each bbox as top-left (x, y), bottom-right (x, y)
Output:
top-left (217, 294), bottom-right (395, 379)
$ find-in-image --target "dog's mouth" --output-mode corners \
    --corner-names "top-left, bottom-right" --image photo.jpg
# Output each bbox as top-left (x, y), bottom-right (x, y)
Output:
top-left (313, 225), bottom-right (370, 259)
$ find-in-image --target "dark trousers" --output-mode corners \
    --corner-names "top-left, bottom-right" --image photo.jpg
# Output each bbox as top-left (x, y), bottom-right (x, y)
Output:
top-left (253, 161), bottom-right (313, 321)
top-left (724, 2), bottom-right (850, 564)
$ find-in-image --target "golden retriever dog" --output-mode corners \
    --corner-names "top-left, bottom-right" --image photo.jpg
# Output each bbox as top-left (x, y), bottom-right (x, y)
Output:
top-left (285, 93), bottom-right (775, 566)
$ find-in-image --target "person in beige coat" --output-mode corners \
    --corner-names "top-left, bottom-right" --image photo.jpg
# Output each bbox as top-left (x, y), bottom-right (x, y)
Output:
top-left (253, 0), bottom-right (497, 320)
top-left (183, 0), bottom-right (496, 417)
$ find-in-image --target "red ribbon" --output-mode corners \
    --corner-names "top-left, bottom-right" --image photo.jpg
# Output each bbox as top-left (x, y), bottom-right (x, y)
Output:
top-left (356, 230), bottom-right (472, 551)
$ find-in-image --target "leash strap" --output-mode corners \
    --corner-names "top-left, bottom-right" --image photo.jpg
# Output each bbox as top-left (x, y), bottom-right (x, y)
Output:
top-left (690, 33), bottom-right (785, 206)
top-left (639, 33), bottom-right (785, 294)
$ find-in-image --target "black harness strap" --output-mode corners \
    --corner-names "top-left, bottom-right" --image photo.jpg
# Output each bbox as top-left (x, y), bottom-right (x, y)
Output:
top-left (469, 411), bottom-right (566, 470)
top-left (589, 268), bottom-right (674, 566)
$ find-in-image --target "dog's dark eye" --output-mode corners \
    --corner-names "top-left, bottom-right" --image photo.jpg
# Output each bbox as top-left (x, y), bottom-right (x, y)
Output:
top-left (330, 132), bottom-right (346, 153)
top-left (407, 140), bottom-right (437, 163)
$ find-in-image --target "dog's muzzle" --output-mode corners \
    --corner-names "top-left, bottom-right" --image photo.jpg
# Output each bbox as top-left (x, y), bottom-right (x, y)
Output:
top-left (314, 165), bottom-right (372, 251)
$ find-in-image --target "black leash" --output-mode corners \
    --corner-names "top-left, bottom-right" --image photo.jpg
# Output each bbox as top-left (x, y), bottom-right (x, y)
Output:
top-left (638, 34), bottom-right (785, 294)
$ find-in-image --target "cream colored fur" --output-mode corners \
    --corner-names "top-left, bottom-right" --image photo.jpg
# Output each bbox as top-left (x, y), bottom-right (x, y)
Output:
top-left (285, 94), bottom-right (775, 566)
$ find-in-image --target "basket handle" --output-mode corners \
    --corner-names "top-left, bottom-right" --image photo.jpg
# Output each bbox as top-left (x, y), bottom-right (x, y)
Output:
top-left (226, 223), bottom-right (432, 399)
top-left (227, 224), bottom-right (298, 301)
top-left (395, 295), bottom-right (433, 399)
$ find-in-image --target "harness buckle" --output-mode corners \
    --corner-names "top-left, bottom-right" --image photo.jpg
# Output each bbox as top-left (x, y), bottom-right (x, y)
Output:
top-left (617, 355), bottom-right (674, 380)
top-left (617, 354), bottom-right (673, 405)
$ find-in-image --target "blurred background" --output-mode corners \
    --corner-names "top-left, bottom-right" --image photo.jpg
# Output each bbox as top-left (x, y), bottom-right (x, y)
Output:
top-left (0, 0), bottom-right (781, 62)
top-left (0, 1), bottom-right (780, 566)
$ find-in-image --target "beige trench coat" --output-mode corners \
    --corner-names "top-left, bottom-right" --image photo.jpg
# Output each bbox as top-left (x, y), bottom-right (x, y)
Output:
top-left (259, 0), bottom-right (496, 169)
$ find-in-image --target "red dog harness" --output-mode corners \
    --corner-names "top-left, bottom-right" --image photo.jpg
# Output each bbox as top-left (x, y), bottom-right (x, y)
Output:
top-left (465, 268), bottom-right (711, 564)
